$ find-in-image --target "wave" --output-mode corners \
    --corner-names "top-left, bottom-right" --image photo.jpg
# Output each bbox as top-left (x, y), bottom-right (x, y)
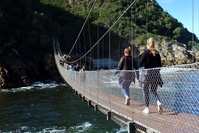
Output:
top-left (0, 126), bottom-right (67, 133)
top-left (67, 122), bottom-right (92, 132)
top-left (0, 81), bottom-right (66, 93)
top-left (0, 123), bottom-right (128, 133)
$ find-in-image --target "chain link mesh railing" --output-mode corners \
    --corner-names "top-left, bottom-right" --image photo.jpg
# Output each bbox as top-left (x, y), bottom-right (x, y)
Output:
top-left (54, 41), bottom-right (199, 133)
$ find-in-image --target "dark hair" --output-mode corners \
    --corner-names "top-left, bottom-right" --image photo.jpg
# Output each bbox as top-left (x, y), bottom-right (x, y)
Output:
top-left (124, 46), bottom-right (131, 54)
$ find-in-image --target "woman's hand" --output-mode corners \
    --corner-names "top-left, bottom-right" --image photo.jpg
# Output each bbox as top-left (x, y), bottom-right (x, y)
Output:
top-left (140, 51), bottom-right (144, 55)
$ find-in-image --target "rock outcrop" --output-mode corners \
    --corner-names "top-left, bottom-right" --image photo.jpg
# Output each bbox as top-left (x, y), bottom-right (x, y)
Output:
top-left (152, 40), bottom-right (197, 66)
top-left (0, 48), bottom-right (62, 89)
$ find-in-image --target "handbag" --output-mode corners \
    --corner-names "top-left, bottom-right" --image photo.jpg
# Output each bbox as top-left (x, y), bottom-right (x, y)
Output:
top-left (139, 69), bottom-right (163, 87)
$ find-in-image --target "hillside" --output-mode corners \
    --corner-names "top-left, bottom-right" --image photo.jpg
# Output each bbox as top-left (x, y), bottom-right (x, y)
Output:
top-left (39, 0), bottom-right (199, 47)
top-left (0, 0), bottom-right (199, 88)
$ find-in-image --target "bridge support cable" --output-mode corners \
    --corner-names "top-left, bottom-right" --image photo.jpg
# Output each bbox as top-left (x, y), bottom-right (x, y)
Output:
top-left (83, 28), bottom-right (87, 70)
top-left (63, 0), bottom-right (137, 64)
top-left (130, 0), bottom-right (135, 122)
top-left (67, 0), bottom-right (97, 57)
top-left (88, 21), bottom-right (92, 70)
top-left (192, 0), bottom-right (195, 63)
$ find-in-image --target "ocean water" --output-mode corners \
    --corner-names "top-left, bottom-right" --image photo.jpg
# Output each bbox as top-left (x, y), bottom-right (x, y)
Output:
top-left (0, 81), bottom-right (127, 133)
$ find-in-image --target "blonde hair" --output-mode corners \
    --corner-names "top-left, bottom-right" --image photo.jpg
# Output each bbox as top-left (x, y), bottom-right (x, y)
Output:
top-left (147, 37), bottom-right (157, 56)
top-left (124, 46), bottom-right (131, 55)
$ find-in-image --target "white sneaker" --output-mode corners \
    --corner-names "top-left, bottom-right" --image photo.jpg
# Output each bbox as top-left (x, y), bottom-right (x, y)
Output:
top-left (143, 108), bottom-right (150, 114)
top-left (157, 102), bottom-right (163, 114)
top-left (125, 97), bottom-right (130, 106)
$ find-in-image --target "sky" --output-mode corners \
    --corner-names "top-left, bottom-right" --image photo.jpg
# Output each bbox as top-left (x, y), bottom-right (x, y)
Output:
top-left (156, 0), bottom-right (199, 39)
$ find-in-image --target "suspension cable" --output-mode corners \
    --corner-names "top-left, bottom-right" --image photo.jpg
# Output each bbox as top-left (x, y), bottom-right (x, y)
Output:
top-left (64, 0), bottom-right (137, 64)
top-left (192, 0), bottom-right (195, 63)
top-left (67, 0), bottom-right (97, 56)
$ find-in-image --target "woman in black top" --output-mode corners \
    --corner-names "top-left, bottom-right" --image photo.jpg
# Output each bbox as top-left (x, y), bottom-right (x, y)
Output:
top-left (114, 47), bottom-right (139, 106)
top-left (139, 37), bottom-right (163, 114)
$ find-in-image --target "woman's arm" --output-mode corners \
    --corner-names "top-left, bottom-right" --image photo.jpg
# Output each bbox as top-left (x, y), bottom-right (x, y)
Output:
top-left (114, 57), bottom-right (124, 75)
top-left (139, 51), bottom-right (146, 67)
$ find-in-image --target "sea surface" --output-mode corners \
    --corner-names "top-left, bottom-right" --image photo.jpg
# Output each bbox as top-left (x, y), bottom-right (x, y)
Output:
top-left (0, 81), bottom-right (127, 133)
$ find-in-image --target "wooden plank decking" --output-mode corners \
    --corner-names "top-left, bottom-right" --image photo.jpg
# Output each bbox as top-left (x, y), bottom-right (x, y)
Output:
top-left (65, 80), bottom-right (199, 133)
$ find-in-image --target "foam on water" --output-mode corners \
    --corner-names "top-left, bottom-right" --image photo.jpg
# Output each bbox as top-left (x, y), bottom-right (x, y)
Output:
top-left (67, 122), bottom-right (92, 132)
top-left (42, 127), bottom-right (66, 133)
top-left (0, 126), bottom-right (67, 133)
top-left (0, 124), bottom-right (128, 133)
top-left (116, 127), bottom-right (128, 133)
top-left (0, 81), bottom-right (66, 92)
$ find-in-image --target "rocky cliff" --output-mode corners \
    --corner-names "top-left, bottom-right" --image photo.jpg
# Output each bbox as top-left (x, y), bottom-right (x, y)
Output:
top-left (0, 48), bottom-right (62, 89)
top-left (154, 40), bottom-right (199, 66)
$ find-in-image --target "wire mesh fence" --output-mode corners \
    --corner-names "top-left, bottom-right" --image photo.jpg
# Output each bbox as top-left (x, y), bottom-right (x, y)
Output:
top-left (54, 42), bottom-right (199, 133)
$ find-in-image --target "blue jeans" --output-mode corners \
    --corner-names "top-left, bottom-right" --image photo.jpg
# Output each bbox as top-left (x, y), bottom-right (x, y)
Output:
top-left (119, 77), bottom-right (132, 97)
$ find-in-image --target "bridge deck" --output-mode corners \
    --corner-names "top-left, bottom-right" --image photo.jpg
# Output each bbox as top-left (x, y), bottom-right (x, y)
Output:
top-left (70, 82), bottom-right (199, 133)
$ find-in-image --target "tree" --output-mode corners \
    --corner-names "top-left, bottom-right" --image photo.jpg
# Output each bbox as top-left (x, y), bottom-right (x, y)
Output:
top-left (173, 27), bottom-right (183, 40)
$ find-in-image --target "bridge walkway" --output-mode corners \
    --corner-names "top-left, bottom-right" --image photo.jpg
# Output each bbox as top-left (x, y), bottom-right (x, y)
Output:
top-left (54, 43), bottom-right (199, 133)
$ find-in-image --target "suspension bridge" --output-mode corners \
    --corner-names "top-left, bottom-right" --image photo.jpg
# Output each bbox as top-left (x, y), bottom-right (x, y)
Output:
top-left (54, 39), bottom-right (199, 133)
top-left (53, 0), bottom-right (199, 132)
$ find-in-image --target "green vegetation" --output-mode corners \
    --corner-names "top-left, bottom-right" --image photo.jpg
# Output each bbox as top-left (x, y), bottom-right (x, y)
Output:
top-left (0, 0), bottom-right (198, 56)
